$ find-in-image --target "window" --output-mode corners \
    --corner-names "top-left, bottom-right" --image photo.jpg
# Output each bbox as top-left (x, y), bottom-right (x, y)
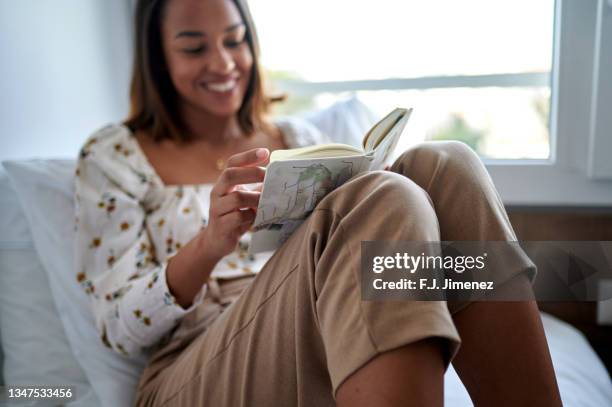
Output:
top-left (251, 0), bottom-right (612, 206)
top-left (251, 0), bottom-right (554, 160)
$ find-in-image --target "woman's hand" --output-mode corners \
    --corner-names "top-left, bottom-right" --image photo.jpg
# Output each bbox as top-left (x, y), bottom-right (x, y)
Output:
top-left (203, 147), bottom-right (269, 260)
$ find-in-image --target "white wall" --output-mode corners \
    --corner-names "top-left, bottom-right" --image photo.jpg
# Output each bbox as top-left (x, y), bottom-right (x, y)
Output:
top-left (0, 1), bottom-right (133, 161)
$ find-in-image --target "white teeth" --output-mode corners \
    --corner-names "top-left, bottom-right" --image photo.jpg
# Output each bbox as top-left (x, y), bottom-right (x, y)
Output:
top-left (205, 80), bottom-right (237, 92)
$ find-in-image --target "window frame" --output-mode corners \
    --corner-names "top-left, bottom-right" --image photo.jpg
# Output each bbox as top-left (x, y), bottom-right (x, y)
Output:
top-left (487, 0), bottom-right (612, 208)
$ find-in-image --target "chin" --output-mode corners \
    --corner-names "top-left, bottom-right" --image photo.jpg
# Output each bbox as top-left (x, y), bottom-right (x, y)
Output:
top-left (202, 104), bottom-right (242, 118)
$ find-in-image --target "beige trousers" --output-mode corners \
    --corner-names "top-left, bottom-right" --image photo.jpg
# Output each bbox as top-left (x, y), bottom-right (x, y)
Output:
top-left (135, 141), bottom-right (534, 407)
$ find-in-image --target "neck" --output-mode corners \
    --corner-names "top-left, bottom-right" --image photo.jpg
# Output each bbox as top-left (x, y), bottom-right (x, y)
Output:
top-left (179, 102), bottom-right (244, 145)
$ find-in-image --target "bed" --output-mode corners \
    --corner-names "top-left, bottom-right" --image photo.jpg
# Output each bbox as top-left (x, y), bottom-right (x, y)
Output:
top-left (1, 99), bottom-right (610, 406)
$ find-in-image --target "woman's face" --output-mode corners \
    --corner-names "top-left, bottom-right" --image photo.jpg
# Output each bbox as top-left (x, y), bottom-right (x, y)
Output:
top-left (161, 0), bottom-right (253, 119)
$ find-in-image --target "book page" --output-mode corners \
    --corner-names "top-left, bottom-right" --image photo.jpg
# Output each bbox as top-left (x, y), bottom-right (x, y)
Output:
top-left (362, 108), bottom-right (411, 152)
top-left (366, 108), bottom-right (412, 171)
top-left (249, 155), bottom-right (371, 253)
top-left (269, 143), bottom-right (363, 161)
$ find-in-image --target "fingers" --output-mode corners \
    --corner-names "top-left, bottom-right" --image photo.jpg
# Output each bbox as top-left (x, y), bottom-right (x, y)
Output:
top-left (212, 166), bottom-right (266, 197)
top-left (226, 148), bottom-right (269, 168)
top-left (218, 209), bottom-right (256, 235)
top-left (212, 148), bottom-right (269, 197)
top-left (211, 190), bottom-right (261, 217)
top-left (205, 148), bottom-right (268, 257)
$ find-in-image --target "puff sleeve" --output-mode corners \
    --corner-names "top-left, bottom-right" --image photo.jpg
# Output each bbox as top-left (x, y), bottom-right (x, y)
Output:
top-left (73, 126), bottom-right (204, 358)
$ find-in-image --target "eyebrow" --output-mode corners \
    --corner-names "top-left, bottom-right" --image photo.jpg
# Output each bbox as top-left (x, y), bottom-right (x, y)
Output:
top-left (175, 23), bottom-right (245, 39)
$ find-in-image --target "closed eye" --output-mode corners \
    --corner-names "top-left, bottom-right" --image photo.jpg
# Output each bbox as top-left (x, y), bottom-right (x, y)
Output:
top-left (183, 46), bottom-right (205, 55)
top-left (225, 37), bottom-right (246, 49)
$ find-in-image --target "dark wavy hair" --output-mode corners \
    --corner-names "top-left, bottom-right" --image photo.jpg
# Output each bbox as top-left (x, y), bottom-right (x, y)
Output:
top-left (124, 0), bottom-right (279, 142)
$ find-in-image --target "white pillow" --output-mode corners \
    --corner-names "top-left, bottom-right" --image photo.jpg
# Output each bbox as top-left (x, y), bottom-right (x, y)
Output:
top-left (3, 160), bottom-right (147, 407)
top-left (302, 96), bottom-right (379, 147)
top-left (0, 167), bottom-right (98, 406)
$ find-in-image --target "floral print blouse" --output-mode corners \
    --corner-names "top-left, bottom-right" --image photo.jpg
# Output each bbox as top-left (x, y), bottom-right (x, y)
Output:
top-left (74, 117), bottom-right (329, 358)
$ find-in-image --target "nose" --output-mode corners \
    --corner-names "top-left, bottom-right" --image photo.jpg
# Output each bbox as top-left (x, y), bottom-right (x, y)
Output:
top-left (208, 45), bottom-right (236, 74)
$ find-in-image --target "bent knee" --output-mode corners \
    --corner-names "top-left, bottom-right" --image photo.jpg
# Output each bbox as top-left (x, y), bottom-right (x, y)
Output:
top-left (399, 140), bottom-right (480, 168)
top-left (323, 171), bottom-right (436, 220)
top-left (393, 141), bottom-right (487, 187)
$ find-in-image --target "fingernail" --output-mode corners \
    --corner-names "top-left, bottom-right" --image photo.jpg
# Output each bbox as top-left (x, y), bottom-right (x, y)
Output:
top-left (256, 148), bottom-right (268, 158)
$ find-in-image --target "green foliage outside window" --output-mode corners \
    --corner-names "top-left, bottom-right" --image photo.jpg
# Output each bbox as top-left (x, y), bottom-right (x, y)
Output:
top-left (427, 114), bottom-right (486, 153)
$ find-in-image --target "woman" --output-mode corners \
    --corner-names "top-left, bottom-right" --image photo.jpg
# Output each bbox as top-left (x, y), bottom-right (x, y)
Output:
top-left (74, 0), bottom-right (562, 405)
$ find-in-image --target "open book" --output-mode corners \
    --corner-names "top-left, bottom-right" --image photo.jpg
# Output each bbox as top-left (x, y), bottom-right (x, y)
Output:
top-left (248, 107), bottom-right (413, 254)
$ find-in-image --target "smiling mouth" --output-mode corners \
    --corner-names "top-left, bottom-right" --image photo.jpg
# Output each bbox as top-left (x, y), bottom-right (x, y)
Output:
top-left (201, 79), bottom-right (238, 93)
